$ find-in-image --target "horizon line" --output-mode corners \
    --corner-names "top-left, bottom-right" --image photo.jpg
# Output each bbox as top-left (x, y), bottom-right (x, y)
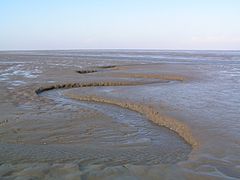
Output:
top-left (0, 48), bottom-right (240, 52)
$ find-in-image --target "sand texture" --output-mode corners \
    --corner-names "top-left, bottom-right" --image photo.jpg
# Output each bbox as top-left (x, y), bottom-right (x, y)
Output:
top-left (1, 51), bottom-right (240, 179)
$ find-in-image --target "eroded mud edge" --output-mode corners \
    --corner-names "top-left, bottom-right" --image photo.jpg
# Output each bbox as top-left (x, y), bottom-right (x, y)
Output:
top-left (35, 80), bottom-right (198, 148)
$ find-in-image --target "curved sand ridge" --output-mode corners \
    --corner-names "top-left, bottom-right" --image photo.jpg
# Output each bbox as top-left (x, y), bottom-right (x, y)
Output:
top-left (36, 66), bottom-right (198, 148)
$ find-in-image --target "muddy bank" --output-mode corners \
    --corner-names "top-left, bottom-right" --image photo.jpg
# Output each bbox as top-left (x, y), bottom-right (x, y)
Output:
top-left (35, 80), bottom-right (197, 147)
top-left (35, 67), bottom-right (197, 147)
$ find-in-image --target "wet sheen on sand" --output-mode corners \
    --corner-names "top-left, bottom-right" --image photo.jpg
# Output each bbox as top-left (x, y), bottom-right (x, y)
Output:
top-left (1, 50), bottom-right (240, 179)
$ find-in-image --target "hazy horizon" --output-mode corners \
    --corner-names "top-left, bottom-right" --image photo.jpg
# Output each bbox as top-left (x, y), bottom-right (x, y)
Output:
top-left (1, 0), bottom-right (240, 50)
top-left (1, 48), bottom-right (240, 52)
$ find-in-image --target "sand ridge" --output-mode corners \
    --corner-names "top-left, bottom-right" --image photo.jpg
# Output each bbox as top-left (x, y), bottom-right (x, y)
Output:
top-left (35, 65), bottom-right (198, 148)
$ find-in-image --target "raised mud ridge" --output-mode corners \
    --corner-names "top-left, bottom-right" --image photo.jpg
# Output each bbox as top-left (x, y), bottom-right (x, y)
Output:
top-left (35, 67), bottom-right (198, 148)
top-left (67, 94), bottom-right (198, 147)
top-left (110, 73), bottom-right (186, 81)
top-left (76, 65), bottom-right (117, 74)
top-left (35, 81), bottom-right (145, 94)
top-left (76, 69), bottom-right (98, 74)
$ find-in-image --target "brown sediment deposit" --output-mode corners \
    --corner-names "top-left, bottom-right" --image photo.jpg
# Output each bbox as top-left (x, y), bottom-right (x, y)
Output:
top-left (76, 69), bottom-right (98, 74)
top-left (35, 81), bottom-right (145, 94)
top-left (110, 73), bottom-right (187, 81)
top-left (97, 65), bottom-right (117, 69)
top-left (35, 67), bottom-right (198, 147)
top-left (75, 65), bottom-right (118, 74)
top-left (66, 94), bottom-right (197, 147)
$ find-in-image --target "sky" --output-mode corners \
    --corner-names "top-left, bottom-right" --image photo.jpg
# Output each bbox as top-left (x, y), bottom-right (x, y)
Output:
top-left (1, 0), bottom-right (240, 50)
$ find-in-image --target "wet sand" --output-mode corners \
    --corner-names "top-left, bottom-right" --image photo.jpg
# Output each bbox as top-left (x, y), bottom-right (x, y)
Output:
top-left (0, 51), bottom-right (240, 179)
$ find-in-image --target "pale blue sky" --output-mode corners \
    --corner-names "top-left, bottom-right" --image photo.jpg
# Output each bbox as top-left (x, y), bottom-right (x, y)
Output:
top-left (1, 0), bottom-right (240, 50)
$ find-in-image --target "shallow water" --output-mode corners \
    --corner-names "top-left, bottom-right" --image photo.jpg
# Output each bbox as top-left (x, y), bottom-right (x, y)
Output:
top-left (0, 50), bottom-right (240, 179)
top-left (0, 88), bottom-right (193, 166)
top-left (41, 89), bottom-right (191, 155)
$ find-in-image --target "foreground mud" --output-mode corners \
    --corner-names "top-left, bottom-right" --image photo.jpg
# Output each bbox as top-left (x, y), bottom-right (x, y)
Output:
top-left (0, 62), bottom-right (194, 179)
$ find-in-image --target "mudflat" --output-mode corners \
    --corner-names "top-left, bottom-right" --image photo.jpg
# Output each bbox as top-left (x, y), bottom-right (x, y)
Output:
top-left (0, 50), bottom-right (240, 179)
